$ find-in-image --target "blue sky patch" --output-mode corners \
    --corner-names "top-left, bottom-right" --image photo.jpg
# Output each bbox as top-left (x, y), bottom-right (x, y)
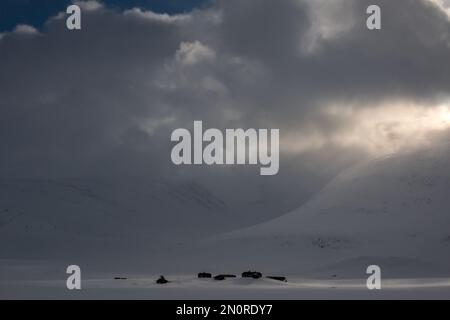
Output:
top-left (0, 0), bottom-right (211, 32)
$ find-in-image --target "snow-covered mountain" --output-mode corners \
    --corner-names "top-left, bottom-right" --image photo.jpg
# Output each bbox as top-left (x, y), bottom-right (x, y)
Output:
top-left (184, 145), bottom-right (450, 278)
top-left (2, 145), bottom-right (450, 279)
top-left (0, 178), bottom-right (232, 260)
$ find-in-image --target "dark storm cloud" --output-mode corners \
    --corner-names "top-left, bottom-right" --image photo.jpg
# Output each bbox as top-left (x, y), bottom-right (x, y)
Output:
top-left (0, 0), bottom-right (449, 185)
top-left (0, 4), bottom-right (188, 178)
top-left (207, 0), bottom-right (450, 127)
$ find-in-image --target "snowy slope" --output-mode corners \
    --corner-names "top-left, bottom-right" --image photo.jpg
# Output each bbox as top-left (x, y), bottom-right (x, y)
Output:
top-left (228, 146), bottom-right (450, 239)
top-left (0, 178), bottom-right (232, 260)
top-left (183, 145), bottom-right (450, 278)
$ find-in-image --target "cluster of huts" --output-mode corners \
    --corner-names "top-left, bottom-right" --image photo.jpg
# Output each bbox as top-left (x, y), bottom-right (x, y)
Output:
top-left (155, 271), bottom-right (286, 284)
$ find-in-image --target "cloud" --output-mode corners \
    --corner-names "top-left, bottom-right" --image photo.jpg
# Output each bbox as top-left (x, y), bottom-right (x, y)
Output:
top-left (283, 101), bottom-right (450, 155)
top-left (74, 0), bottom-right (104, 12)
top-left (123, 7), bottom-right (192, 24)
top-left (0, 24), bottom-right (40, 46)
top-left (428, 0), bottom-right (450, 15)
top-left (0, 0), bottom-right (449, 209)
top-left (175, 41), bottom-right (216, 66)
top-left (13, 24), bottom-right (40, 35)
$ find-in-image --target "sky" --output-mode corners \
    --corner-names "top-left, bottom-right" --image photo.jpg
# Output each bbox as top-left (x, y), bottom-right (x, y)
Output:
top-left (0, 0), bottom-right (211, 32)
top-left (0, 0), bottom-right (449, 211)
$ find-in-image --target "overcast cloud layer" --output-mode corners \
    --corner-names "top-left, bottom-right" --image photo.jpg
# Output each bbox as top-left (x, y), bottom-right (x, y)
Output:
top-left (0, 0), bottom-right (449, 207)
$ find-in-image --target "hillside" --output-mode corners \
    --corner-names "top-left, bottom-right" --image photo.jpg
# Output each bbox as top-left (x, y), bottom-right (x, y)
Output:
top-left (0, 178), bottom-right (231, 261)
top-left (187, 145), bottom-right (450, 278)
